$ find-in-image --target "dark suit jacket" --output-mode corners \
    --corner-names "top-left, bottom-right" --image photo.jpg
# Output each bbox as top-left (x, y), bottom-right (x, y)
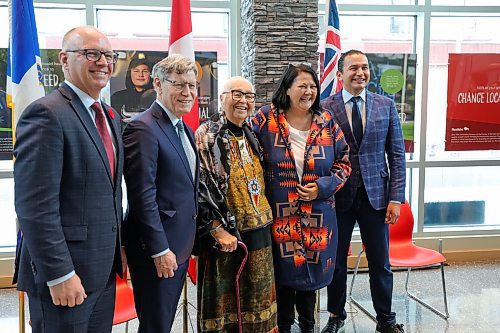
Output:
top-left (321, 90), bottom-right (406, 211)
top-left (14, 82), bottom-right (124, 295)
top-left (123, 101), bottom-right (199, 266)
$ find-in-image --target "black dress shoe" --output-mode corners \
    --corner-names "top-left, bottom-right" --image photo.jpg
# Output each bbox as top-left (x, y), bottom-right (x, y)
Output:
top-left (321, 316), bottom-right (345, 333)
top-left (376, 323), bottom-right (405, 333)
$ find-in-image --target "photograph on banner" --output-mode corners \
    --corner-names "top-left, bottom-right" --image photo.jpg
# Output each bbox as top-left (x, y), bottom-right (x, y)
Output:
top-left (110, 50), bottom-right (218, 127)
top-left (365, 53), bottom-right (416, 153)
top-left (445, 53), bottom-right (500, 151)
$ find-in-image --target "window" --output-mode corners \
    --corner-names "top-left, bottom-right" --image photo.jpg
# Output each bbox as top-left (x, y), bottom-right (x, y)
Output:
top-left (34, 6), bottom-right (86, 49)
top-left (424, 166), bottom-right (500, 229)
top-left (426, 15), bottom-right (500, 161)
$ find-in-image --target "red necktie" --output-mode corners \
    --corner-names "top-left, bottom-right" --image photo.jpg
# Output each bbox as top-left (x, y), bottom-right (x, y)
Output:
top-left (91, 102), bottom-right (115, 181)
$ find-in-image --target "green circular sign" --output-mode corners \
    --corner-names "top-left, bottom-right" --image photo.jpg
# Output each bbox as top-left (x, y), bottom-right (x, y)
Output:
top-left (380, 69), bottom-right (404, 94)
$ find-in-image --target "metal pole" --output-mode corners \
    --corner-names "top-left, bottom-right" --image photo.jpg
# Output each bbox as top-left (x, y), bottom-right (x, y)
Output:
top-left (19, 292), bottom-right (25, 333)
top-left (183, 277), bottom-right (188, 333)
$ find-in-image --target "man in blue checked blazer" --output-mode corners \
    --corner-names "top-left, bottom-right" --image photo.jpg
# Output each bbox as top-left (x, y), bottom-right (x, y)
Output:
top-left (320, 50), bottom-right (406, 333)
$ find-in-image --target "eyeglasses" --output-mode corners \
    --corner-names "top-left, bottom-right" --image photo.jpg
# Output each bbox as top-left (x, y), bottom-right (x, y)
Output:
top-left (65, 49), bottom-right (118, 64)
top-left (164, 79), bottom-right (198, 92)
top-left (288, 62), bottom-right (312, 68)
top-left (222, 90), bottom-right (256, 102)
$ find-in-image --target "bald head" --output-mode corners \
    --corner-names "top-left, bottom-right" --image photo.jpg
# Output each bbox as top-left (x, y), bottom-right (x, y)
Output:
top-left (59, 26), bottom-right (113, 99)
top-left (62, 26), bottom-right (107, 51)
top-left (220, 76), bottom-right (255, 126)
top-left (222, 76), bottom-right (254, 94)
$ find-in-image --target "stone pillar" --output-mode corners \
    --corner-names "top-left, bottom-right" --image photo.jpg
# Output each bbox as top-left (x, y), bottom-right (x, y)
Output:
top-left (241, 0), bottom-right (319, 109)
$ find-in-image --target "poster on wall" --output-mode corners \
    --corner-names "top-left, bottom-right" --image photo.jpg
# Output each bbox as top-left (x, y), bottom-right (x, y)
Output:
top-left (365, 53), bottom-right (416, 153)
top-left (0, 49), bottom-right (218, 159)
top-left (319, 52), bottom-right (416, 153)
top-left (445, 53), bottom-right (500, 151)
top-left (110, 50), bottom-right (218, 127)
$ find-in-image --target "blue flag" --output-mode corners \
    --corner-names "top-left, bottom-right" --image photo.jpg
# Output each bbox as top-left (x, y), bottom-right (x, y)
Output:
top-left (7, 0), bottom-right (45, 285)
top-left (7, 0), bottom-right (45, 131)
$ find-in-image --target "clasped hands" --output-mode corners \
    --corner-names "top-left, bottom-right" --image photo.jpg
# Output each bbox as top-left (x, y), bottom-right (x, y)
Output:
top-left (297, 182), bottom-right (319, 201)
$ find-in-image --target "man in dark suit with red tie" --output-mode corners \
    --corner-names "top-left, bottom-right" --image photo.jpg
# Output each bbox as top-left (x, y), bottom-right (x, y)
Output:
top-left (14, 26), bottom-right (124, 332)
top-left (320, 50), bottom-right (406, 333)
top-left (123, 54), bottom-right (199, 333)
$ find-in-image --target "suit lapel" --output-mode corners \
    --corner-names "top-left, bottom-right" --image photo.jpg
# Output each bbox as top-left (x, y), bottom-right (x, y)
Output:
top-left (331, 92), bottom-right (358, 150)
top-left (363, 92), bottom-right (375, 148)
top-left (59, 83), bottom-right (114, 186)
top-left (152, 103), bottom-right (195, 184)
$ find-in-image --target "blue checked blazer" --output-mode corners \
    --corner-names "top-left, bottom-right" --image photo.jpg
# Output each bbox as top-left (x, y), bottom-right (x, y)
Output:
top-left (321, 90), bottom-right (406, 211)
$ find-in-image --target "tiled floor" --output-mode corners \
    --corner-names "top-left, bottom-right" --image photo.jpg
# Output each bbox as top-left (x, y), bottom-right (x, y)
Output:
top-left (1, 260), bottom-right (499, 333)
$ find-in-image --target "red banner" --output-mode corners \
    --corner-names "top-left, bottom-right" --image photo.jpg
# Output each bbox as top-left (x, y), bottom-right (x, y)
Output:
top-left (445, 53), bottom-right (500, 151)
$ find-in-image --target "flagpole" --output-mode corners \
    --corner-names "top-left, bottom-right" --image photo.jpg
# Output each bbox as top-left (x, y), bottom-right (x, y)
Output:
top-left (8, 0), bottom-right (45, 332)
top-left (19, 292), bottom-right (25, 333)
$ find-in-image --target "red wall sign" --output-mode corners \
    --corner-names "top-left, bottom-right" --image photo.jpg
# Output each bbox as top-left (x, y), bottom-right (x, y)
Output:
top-left (445, 53), bottom-right (500, 151)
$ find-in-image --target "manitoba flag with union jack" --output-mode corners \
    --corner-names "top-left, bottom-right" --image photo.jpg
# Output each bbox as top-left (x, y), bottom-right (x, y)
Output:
top-left (320, 0), bottom-right (342, 100)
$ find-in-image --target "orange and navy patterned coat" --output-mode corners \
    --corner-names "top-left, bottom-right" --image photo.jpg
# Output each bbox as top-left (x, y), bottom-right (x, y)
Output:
top-left (252, 104), bottom-right (351, 291)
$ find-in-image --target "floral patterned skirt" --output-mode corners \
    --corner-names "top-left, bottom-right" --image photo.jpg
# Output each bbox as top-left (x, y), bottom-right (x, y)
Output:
top-left (197, 228), bottom-right (277, 333)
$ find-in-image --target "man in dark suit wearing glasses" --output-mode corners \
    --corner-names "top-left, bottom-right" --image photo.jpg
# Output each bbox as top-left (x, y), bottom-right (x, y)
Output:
top-left (14, 26), bottom-right (124, 333)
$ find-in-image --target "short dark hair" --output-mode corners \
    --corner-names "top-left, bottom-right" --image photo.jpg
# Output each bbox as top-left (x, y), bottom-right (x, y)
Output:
top-left (271, 63), bottom-right (321, 113)
top-left (338, 49), bottom-right (366, 73)
top-left (125, 57), bottom-right (153, 90)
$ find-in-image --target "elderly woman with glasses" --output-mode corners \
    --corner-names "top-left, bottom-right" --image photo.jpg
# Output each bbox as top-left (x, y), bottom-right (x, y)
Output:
top-left (195, 76), bottom-right (277, 333)
top-left (252, 63), bottom-right (351, 333)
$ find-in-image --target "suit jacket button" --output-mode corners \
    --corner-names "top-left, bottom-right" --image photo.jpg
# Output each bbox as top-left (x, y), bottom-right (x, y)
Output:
top-left (112, 225), bottom-right (117, 232)
top-left (192, 214), bottom-right (197, 219)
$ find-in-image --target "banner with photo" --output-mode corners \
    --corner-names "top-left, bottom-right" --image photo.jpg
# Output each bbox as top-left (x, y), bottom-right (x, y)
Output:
top-left (445, 53), bottom-right (500, 151)
top-left (110, 50), bottom-right (218, 127)
top-left (0, 49), bottom-right (218, 159)
top-left (365, 53), bottom-right (416, 153)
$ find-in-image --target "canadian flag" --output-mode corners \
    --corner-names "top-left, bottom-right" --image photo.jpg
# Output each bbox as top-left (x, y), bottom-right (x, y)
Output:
top-left (169, 0), bottom-right (198, 284)
top-left (169, 0), bottom-right (199, 130)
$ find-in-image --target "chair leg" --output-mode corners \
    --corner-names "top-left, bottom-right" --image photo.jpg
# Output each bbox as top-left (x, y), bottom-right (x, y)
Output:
top-left (348, 248), bottom-right (377, 323)
top-left (348, 247), bottom-right (364, 298)
top-left (406, 262), bottom-right (449, 319)
top-left (125, 321), bottom-right (129, 333)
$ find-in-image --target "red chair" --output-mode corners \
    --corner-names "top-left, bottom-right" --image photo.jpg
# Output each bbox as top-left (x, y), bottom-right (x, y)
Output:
top-left (113, 268), bottom-right (137, 333)
top-left (389, 201), bottom-right (449, 319)
top-left (349, 201), bottom-right (449, 320)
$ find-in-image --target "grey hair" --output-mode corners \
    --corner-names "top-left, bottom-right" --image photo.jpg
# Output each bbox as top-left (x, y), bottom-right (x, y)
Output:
top-left (152, 54), bottom-right (198, 82)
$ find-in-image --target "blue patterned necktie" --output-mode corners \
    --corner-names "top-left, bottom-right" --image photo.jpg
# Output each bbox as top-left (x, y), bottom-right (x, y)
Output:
top-left (351, 96), bottom-right (363, 146)
top-left (176, 120), bottom-right (196, 179)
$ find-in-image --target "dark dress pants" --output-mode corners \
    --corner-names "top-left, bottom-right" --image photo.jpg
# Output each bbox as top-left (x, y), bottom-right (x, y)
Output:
top-left (129, 259), bottom-right (188, 333)
top-left (326, 186), bottom-right (396, 327)
top-left (28, 272), bottom-right (116, 333)
top-left (276, 285), bottom-right (316, 332)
